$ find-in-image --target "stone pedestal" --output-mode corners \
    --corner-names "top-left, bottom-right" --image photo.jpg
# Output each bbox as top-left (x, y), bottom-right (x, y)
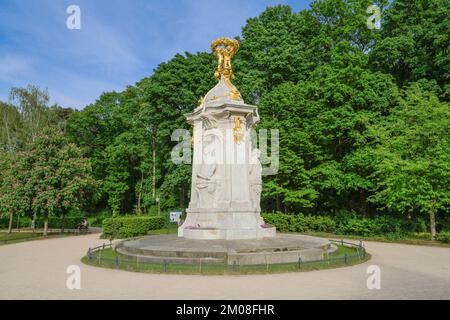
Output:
top-left (178, 101), bottom-right (276, 240)
top-left (178, 38), bottom-right (276, 240)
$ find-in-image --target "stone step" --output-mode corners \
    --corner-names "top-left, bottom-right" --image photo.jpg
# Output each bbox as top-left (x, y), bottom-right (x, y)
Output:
top-left (116, 247), bottom-right (225, 265)
top-left (117, 244), bottom-right (228, 259)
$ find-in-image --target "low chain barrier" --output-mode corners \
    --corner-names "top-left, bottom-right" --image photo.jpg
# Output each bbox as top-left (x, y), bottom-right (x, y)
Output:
top-left (85, 239), bottom-right (367, 274)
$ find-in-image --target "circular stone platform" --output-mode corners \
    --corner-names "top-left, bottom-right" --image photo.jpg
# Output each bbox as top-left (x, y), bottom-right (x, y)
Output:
top-left (116, 234), bottom-right (336, 266)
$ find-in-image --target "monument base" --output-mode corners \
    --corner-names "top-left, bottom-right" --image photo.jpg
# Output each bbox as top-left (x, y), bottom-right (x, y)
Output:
top-left (116, 234), bottom-right (336, 266)
top-left (178, 208), bottom-right (276, 240)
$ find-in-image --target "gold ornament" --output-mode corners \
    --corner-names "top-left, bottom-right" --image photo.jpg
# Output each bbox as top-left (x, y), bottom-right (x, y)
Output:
top-left (211, 37), bottom-right (242, 101)
top-left (233, 117), bottom-right (244, 144)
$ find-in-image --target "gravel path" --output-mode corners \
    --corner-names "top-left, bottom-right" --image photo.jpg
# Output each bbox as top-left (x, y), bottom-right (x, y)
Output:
top-left (0, 233), bottom-right (449, 300)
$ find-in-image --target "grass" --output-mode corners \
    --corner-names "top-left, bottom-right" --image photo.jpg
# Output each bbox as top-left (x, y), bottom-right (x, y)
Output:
top-left (81, 243), bottom-right (370, 275)
top-left (0, 230), bottom-right (87, 246)
top-left (302, 231), bottom-right (450, 248)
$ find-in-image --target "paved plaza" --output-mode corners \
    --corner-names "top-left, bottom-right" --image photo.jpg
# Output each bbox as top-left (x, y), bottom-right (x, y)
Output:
top-left (0, 233), bottom-right (449, 299)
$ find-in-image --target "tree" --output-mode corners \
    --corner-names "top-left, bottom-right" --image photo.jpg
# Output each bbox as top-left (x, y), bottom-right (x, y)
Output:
top-left (368, 83), bottom-right (450, 239)
top-left (370, 0), bottom-right (450, 99)
top-left (0, 102), bottom-right (22, 152)
top-left (21, 130), bottom-right (97, 236)
top-left (0, 152), bottom-right (29, 233)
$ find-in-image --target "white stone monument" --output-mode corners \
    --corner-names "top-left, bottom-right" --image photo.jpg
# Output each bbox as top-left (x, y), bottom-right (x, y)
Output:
top-left (178, 38), bottom-right (276, 240)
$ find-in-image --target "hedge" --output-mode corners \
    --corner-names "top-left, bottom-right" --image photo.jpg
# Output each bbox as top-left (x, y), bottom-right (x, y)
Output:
top-left (262, 212), bottom-right (448, 238)
top-left (0, 216), bottom-right (84, 230)
top-left (262, 213), bottom-right (336, 233)
top-left (102, 216), bottom-right (166, 239)
top-left (437, 232), bottom-right (450, 243)
top-left (0, 216), bottom-right (32, 229)
top-left (33, 217), bottom-right (85, 229)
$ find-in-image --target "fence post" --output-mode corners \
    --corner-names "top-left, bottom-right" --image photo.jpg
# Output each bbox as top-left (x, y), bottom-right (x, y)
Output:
top-left (298, 257), bottom-right (302, 270)
top-left (233, 260), bottom-right (237, 272)
top-left (115, 256), bottom-right (119, 267)
top-left (102, 243), bottom-right (105, 250)
top-left (164, 260), bottom-right (168, 273)
top-left (341, 239), bottom-right (344, 246)
top-left (344, 254), bottom-right (348, 264)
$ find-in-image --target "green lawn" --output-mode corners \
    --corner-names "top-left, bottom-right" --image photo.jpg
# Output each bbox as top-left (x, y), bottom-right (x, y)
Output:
top-left (302, 231), bottom-right (450, 248)
top-left (0, 230), bottom-right (83, 245)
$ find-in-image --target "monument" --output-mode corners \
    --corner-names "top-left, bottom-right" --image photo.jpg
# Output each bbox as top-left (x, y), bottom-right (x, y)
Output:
top-left (178, 37), bottom-right (276, 240)
top-left (116, 38), bottom-right (335, 266)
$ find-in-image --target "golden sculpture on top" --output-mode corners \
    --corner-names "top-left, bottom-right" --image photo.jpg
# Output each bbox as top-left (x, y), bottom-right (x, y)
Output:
top-left (211, 37), bottom-right (242, 101)
top-left (211, 37), bottom-right (239, 81)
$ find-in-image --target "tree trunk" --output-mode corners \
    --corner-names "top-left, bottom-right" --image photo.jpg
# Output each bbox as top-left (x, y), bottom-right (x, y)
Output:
top-left (152, 136), bottom-right (156, 201)
top-left (137, 172), bottom-right (144, 215)
top-left (8, 212), bottom-right (13, 234)
top-left (430, 210), bottom-right (437, 241)
top-left (43, 214), bottom-right (49, 237)
top-left (360, 191), bottom-right (366, 217)
top-left (61, 215), bottom-right (65, 234)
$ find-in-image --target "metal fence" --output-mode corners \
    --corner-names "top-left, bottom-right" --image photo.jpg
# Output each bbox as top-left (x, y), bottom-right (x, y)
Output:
top-left (85, 239), bottom-right (367, 275)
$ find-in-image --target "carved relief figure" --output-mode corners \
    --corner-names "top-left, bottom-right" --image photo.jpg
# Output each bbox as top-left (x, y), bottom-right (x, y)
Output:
top-left (249, 149), bottom-right (262, 210)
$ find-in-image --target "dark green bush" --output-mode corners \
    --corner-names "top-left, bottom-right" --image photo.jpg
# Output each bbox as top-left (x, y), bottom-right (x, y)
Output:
top-left (262, 212), bottom-right (439, 239)
top-left (262, 213), bottom-right (335, 233)
top-left (34, 217), bottom-right (85, 229)
top-left (102, 216), bottom-right (166, 239)
top-left (0, 216), bottom-right (32, 229)
top-left (88, 210), bottom-right (112, 227)
top-left (437, 232), bottom-right (450, 243)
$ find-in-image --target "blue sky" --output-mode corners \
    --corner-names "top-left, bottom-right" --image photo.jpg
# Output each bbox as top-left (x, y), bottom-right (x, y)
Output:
top-left (0, 0), bottom-right (311, 109)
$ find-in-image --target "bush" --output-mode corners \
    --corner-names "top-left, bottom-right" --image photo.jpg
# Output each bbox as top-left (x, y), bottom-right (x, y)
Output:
top-left (102, 216), bottom-right (166, 239)
top-left (262, 213), bottom-right (335, 233)
top-left (263, 212), bottom-right (431, 238)
top-left (34, 217), bottom-right (85, 229)
top-left (0, 216), bottom-right (32, 229)
top-left (437, 232), bottom-right (450, 243)
top-left (88, 210), bottom-right (112, 227)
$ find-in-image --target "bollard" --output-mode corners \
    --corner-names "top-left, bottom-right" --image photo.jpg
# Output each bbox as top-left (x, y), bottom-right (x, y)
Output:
top-left (233, 260), bottom-right (237, 272)
top-left (344, 254), bottom-right (348, 264)
top-left (87, 248), bottom-right (92, 260)
top-left (115, 256), bottom-right (119, 267)
top-left (164, 260), bottom-right (168, 273)
top-left (298, 257), bottom-right (302, 270)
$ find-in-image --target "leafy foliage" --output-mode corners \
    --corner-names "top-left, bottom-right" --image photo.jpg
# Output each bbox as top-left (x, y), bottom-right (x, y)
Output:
top-left (102, 216), bottom-right (166, 238)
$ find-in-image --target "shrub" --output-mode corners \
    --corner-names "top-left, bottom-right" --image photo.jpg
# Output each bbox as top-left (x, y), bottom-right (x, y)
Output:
top-left (102, 216), bottom-right (166, 239)
top-left (34, 217), bottom-right (85, 229)
top-left (437, 232), bottom-right (450, 244)
top-left (262, 213), bottom-right (335, 233)
top-left (88, 210), bottom-right (112, 227)
top-left (0, 216), bottom-right (32, 229)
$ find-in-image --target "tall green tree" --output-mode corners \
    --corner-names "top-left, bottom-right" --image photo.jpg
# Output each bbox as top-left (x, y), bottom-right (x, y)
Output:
top-left (368, 83), bottom-right (450, 239)
top-left (370, 0), bottom-right (450, 99)
top-left (21, 130), bottom-right (97, 235)
top-left (0, 152), bottom-right (29, 233)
